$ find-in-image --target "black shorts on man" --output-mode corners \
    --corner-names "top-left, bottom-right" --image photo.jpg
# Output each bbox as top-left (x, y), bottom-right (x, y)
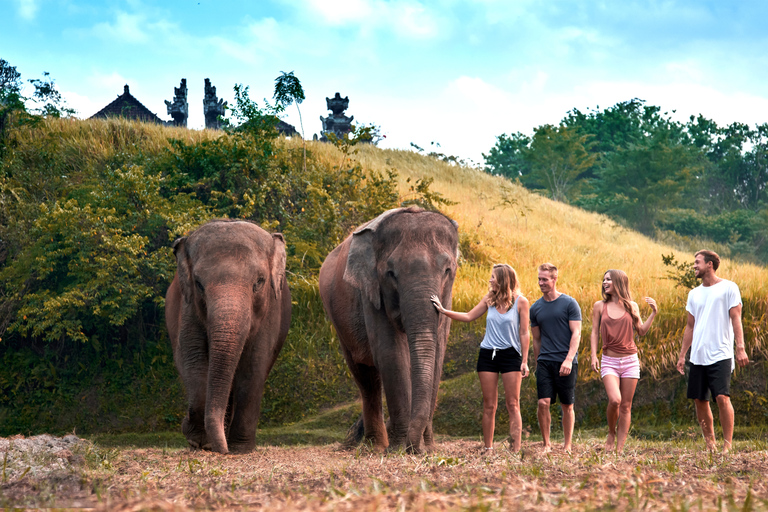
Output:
top-left (536, 359), bottom-right (577, 405)
top-left (687, 358), bottom-right (732, 401)
top-left (476, 347), bottom-right (522, 373)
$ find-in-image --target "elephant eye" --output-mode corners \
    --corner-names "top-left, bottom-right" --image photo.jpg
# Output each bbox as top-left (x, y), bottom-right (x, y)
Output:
top-left (386, 270), bottom-right (397, 281)
top-left (445, 267), bottom-right (451, 275)
top-left (253, 277), bottom-right (266, 293)
top-left (195, 280), bottom-right (205, 293)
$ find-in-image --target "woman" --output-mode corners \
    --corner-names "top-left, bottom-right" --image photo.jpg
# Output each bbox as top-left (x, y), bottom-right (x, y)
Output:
top-left (431, 264), bottom-right (530, 452)
top-left (590, 269), bottom-right (658, 453)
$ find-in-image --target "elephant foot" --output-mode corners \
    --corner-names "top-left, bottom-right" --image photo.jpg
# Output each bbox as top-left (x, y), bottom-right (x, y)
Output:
top-left (227, 442), bottom-right (255, 454)
top-left (182, 415), bottom-right (207, 450)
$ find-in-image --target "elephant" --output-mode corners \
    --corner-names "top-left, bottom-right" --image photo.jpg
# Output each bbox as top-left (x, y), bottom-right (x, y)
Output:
top-left (319, 207), bottom-right (459, 453)
top-left (165, 219), bottom-right (291, 454)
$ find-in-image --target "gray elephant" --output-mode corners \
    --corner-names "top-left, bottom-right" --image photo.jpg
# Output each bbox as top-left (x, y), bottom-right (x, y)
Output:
top-left (319, 207), bottom-right (459, 453)
top-left (165, 219), bottom-right (291, 454)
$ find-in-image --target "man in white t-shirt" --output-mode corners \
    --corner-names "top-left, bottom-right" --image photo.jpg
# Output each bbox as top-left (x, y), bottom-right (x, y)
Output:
top-left (676, 250), bottom-right (749, 454)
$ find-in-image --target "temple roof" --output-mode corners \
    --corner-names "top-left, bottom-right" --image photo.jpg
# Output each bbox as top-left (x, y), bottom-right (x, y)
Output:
top-left (90, 85), bottom-right (164, 124)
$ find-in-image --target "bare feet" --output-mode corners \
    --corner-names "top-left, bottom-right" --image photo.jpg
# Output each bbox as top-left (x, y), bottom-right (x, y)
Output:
top-left (605, 432), bottom-right (616, 452)
top-left (564, 444), bottom-right (573, 454)
top-left (541, 442), bottom-right (552, 454)
top-left (722, 441), bottom-right (732, 455)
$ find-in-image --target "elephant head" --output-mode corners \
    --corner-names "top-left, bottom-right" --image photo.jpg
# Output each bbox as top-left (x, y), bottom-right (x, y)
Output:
top-left (321, 207), bottom-right (459, 452)
top-left (166, 219), bottom-right (290, 454)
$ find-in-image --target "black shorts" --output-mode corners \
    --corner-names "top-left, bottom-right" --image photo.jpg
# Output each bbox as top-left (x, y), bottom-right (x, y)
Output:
top-left (687, 359), bottom-right (732, 401)
top-left (476, 347), bottom-right (522, 374)
top-left (536, 359), bottom-right (577, 405)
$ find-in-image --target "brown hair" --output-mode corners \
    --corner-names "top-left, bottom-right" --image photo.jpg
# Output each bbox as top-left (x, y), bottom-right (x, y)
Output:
top-left (695, 250), bottom-right (720, 271)
top-left (601, 269), bottom-right (642, 331)
top-left (487, 264), bottom-right (519, 311)
top-left (538, 262), bottom-right (558, 278)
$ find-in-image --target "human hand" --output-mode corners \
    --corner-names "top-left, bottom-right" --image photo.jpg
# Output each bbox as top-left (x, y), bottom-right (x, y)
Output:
top-left (590, 356), bottom-right (600, 373)
top-left (676, 356), bottom-right (686, 375)
top-left (645, 297), bottom-right (658, 314)
top-left (559, 359), bottom-right (573, 376)
top-left (521, 362), bottom-right (529, 378)
top-left (430, 294), bottom-right (444, 313)
top-left (735, 346), bottom-right (749, 368)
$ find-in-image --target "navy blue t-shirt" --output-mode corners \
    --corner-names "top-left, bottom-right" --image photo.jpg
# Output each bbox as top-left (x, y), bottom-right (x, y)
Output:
top-left (530, 293), bottom-right (582, 363)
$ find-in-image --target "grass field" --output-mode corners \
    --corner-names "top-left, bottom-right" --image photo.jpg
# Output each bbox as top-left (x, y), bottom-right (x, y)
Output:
top-left (2, 429), bottom-right (767, 510)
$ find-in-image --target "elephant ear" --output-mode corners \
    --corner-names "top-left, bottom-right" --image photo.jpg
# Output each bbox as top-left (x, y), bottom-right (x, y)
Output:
top-left (343, 208), bottom-right (402, 310)
top-left (172, 237), bottom-right (192, 303)
top-left (270, 233), bottom-right (287, 300)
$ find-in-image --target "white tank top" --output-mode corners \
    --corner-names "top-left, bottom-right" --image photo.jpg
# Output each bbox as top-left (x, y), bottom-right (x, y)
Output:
top-left (480, 296), bottom-right (521, 354)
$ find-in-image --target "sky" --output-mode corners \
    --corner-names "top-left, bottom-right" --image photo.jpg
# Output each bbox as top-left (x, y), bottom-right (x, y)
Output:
top-left (2, 0), bottom-right (768, 165)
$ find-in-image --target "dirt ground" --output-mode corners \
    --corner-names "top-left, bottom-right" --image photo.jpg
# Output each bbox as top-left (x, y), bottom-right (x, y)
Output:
top-left (2, 437), bottom-right (768, 511)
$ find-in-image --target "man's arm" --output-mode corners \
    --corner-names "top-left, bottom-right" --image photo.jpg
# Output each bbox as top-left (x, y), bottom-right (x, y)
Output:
top-left (532, 325), bottom-right (541, 367)
top-left (560, 320), bottom-right (581, 376)
top-left (677, 312), bottom-right (695, 374)
top-left (730, 304), bottom-right (749, 368)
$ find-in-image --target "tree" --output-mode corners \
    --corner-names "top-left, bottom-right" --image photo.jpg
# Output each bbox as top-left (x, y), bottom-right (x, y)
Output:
top-left (594, 128), bottom-right (701, 233)
top-left (526, 124), bottom-right (597, 202)
top-left (273, 71), bottom-right (306, 171)
top-left (482, 132), bottom-right (532, 181)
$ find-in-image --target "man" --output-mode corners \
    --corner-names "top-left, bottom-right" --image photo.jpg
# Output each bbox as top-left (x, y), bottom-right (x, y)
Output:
top-left (676, 250), bottom-right (749, 454)
top-left (530, 263), bottom-right (582, 453)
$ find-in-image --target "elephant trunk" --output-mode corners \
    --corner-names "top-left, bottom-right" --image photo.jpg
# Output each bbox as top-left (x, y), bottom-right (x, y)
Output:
top-left (204, 286), bottom-right (252, 454)
top-left (401, 286), bottom-right (441, 452)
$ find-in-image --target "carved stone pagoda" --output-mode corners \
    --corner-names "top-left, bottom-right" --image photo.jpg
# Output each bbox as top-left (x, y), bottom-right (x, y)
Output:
top-left (164, 79), bottom-right (188, 127)
top-left (319, 92), bottom-right (354, 141)
top-left (203, 78), bottom-right (227, 130)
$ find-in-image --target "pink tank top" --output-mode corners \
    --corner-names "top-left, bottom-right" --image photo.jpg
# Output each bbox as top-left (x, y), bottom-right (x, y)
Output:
top-left (599, 304), bottom-right (637, 354)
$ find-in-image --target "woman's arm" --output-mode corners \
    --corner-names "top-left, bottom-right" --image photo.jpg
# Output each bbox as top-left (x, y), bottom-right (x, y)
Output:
top-left (517, 296), bottom-right (531, 378)
top-left (590, 301), bottom-right (602, 372)
top-left (634, 298), bottom-right (658, 336)
top-left (430, 294), bottom-right (488, 323)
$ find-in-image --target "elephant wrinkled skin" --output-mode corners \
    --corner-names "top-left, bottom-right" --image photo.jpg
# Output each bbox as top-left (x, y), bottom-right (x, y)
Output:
top-left (319, 207), bottom-right (459, 453)
top-left (165, 220), bottom-right (291, 454)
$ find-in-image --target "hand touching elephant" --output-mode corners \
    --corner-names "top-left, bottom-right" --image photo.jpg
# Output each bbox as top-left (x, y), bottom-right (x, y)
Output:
top-left (165, 220), bottom-right (291, 454)
top-left (319, 207), bottom-right (459, 453)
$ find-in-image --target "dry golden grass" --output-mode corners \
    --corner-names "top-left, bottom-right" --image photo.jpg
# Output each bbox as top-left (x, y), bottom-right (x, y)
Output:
top-left (4, 436), bottom-right (768, 510)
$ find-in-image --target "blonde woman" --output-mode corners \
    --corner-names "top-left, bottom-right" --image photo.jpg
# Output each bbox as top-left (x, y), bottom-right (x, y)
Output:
top-left (431, 264), bottom-right (530, 452)
top-left (590, 269), bottom-right (658, 452)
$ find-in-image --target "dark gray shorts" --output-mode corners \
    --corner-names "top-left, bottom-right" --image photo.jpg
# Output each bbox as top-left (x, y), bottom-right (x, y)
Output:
top-left (536, 359), bottom-right (577, 405)
top-left (688, 359), bottom-right (731, 401)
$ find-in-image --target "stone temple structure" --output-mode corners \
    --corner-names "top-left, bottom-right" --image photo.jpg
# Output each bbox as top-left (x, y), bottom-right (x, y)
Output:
top-left (203, 78), bottom-right (227, 130)
top-left (164, 79), bottom-right (188, 127)
top-left (318, 92), bottom-right (354, 141)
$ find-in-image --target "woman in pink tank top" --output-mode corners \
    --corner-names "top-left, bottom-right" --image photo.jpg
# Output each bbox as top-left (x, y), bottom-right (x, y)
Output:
top-left (589, 269), bottom-right (658, 453)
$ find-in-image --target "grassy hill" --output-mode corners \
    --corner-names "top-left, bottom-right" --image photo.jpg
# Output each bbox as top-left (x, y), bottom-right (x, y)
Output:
top-left (0, 118), bottom-right (765, 439)
top-left (284, 136), bottom-right (768, 438)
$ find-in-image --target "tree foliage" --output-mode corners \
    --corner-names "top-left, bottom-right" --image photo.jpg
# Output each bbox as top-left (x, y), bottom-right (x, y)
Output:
top-left (484, 98), bottom-right (768, 262)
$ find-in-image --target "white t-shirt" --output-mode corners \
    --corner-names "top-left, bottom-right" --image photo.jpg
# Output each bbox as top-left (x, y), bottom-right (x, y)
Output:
top-left (685, 279), bottom-right (742, 368)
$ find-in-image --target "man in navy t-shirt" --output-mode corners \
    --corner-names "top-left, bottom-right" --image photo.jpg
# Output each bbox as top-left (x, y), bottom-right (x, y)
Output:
top-left (530, 262), bottom-right (582, 453)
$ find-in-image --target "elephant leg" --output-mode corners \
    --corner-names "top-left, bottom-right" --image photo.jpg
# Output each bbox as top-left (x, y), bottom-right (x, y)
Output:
top-left (378, 352), bottom-right (412, 451)
top-left (179, 326), bottom-right (209, 450)
top-left (353, 363), bottom-right (388, 450)
top-left (225, 341), bottom-right (274, 453)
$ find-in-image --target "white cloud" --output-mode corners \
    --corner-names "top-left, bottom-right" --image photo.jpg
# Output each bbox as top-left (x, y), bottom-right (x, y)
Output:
top-left (16, 0), bottom-right (37, 20)
top-left (91, 11), bottom-right (149, 43)
top-left (300, 0), bottom-right (441, 39)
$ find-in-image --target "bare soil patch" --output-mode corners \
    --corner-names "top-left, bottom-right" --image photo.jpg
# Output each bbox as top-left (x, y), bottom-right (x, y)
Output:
top-left (1, 436), bottom-right (767, 510)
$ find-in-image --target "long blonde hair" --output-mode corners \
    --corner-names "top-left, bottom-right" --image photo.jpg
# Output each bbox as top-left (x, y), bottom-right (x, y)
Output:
top-left (487, 264), bottom-right (520, 311)
top-left (601, 269), bottom-right (642, 330)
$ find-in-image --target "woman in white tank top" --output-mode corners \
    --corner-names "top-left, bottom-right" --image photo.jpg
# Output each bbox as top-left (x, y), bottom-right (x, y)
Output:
top-left (432, 264), bottom-right (530, 453)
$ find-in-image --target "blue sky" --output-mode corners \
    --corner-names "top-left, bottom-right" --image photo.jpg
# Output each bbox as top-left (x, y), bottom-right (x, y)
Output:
top-left (2, 0), bottom-right (767, 164)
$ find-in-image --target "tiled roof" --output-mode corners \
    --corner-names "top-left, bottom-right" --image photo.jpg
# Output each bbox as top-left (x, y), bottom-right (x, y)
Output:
top-left (90, 85), bottom-right (164, 124)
